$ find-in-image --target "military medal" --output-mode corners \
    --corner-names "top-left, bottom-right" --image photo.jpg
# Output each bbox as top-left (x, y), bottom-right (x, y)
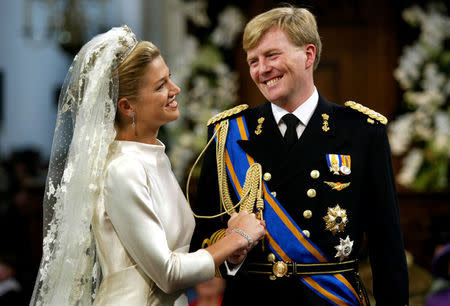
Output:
top-left (323, 181), bottom-right (350, 191)
top-left (340, 166), bottom-right (351, 175)
top-left (340, 155), bottom-right (351, 175)
top-left (324, 204), bottom-right (348, 234)
top-left (326, 154), bottom-right (340, 175)
top-left (334, 236), bottom-right (353, 261)
top-left (326, 154), bottom-right (351, 175)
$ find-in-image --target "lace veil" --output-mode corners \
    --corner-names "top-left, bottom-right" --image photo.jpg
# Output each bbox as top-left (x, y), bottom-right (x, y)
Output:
top-left (30, 26), bottom-right (138, 305)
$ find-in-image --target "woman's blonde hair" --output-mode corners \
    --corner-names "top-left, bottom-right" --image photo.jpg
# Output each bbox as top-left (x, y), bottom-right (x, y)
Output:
top-left (243, 6), bottom-right (322, 70)
top-left (115, 41), bottom-right (160, 125)
top-left (118, 41), bottom-right (161, 101)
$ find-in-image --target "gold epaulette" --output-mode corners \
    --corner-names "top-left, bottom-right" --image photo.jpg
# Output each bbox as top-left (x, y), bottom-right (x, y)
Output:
top-left (207, 104), bottom-right (249, 126)
top-left (344, 101), bottom-right (388, 125)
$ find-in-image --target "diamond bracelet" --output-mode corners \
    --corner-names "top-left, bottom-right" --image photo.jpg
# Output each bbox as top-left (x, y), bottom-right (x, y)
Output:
top-left (230, 229), bottom-right (253, 249)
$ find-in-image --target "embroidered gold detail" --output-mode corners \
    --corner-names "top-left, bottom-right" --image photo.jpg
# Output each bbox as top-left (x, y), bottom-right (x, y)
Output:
top-left (201, 228), bottom-right (227, 278)
top-left (207, 104), bottom-right (249, 126)
top-left (322, 113), bottom-right (330, 132)
top-left (344, 101), bottom-right (388, 125)
top-left (367, 118), bottom-right (374, 124)
top-left (324, 204), bottom-right (348, 234)
top-left (255, 117), bottom-right (265, 135)
top-left (201, 228), bottom-right (226, 249)
top-left (323, 181), bottom-right (351, 191)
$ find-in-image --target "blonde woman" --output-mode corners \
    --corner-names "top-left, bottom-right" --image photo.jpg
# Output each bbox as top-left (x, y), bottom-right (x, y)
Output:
top-left (31, 26), bottom-right (265, 306)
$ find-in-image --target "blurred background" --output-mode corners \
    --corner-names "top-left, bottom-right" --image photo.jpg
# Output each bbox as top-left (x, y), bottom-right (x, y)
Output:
top-left (0, 0), bottom-right (448, 305)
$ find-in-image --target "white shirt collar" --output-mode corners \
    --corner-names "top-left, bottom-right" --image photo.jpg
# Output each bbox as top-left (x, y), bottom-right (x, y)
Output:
top-left (271, 87), bottom-right (319, 126)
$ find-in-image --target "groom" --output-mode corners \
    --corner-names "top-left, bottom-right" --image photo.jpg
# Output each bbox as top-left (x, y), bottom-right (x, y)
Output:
top-left (192, 5), bottom-right (409, 305)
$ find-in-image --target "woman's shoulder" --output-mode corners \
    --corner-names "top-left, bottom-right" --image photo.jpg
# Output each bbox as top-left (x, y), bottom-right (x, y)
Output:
top-left (105, 150), bottom-right (147, 179)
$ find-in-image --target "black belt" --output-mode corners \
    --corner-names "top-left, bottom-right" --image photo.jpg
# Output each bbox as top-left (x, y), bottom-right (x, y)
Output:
top-left (244, 259), bottom-right (358, 279)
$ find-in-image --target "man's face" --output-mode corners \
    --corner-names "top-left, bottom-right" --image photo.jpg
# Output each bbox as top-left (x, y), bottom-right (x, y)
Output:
top-left (246, 27), bottom-right (314, 108)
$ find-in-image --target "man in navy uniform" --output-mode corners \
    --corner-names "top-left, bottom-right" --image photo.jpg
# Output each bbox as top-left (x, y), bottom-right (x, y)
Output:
top-left (191, 6), bottom-right (409, 305)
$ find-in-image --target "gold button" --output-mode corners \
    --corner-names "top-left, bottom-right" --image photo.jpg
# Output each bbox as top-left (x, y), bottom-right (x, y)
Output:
top-left (267, 253), bottom-right (276, 263)
top-left (307, 188), bottom-right (316, 198)
top-left (303, 210), bottom-right (312, 219)
top-left (302, 230), bottom-right (310, 238)
top-left (271, 191), bottom-right (277, 197)
top-left (310, 170), bottom-right (320, 179)
top-left (263, 172), bottom-right (272, 181)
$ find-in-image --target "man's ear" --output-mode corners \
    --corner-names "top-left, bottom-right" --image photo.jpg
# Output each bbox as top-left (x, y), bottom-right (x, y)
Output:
top-left (117, 97), bottom-right (134, 117)
top-left (304, 44), bottom-right (316, 70)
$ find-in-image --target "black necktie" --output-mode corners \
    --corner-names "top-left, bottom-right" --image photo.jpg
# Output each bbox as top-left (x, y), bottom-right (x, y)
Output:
top-left (282, 113), bottom-right (300, 149)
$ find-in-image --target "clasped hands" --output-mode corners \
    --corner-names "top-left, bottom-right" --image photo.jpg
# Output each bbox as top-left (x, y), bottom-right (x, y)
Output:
top-left (226, 211), bottom-right (266, 265)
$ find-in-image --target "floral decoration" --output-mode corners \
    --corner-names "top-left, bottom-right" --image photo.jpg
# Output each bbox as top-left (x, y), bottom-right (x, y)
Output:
top-left (389, 2), bottom-right (450, 191)
top-left (167, 2), bottom-right (245, 182)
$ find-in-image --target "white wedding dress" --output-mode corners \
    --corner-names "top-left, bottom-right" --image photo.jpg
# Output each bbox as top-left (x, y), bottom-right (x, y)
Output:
top-left (92, 140), bottom-right (215, 305)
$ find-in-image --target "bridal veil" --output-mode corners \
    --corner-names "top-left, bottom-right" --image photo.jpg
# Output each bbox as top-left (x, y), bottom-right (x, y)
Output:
top-left (30, 26), bottom-right (138, 305)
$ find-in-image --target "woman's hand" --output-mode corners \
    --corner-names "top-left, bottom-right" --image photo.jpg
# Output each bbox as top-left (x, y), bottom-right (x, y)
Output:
top-left (204, 211), bottom-right (266, 267)
top-left (225, 211), bottom-right (266, 264)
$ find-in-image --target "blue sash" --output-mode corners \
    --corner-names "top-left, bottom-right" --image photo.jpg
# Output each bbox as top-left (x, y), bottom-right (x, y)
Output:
top-left (215, 117), bottom-right (362, 306)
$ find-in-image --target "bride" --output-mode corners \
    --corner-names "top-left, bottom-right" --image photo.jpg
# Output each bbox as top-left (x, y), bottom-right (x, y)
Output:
top-left (30, 26), bottom-right (265, 305)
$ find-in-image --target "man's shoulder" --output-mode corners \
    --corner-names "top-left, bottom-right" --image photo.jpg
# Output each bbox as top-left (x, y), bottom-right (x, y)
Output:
top-left (206, 103), bottom-right (268, 127)
top-left (331, 100), bottom-right (388, 129)
top-left (206, 104), bottom-right (250, 126)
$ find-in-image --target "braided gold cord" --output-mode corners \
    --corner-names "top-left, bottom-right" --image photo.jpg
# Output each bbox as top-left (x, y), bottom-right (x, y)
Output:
top-left (186, 119), bottom-right (264, 220)
top-left (216, 120), bottom-right (237, 215)
top-left (216, 121), bottom-right (264, 219)
top-left (186, 123), bottom-right (240, 219)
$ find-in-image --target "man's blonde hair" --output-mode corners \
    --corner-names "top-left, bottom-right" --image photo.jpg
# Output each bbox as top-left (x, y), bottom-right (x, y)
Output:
top-left (243, 6), bottom-right (322, 70)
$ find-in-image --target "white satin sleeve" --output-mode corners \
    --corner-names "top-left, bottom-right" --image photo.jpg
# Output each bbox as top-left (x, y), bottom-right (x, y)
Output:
top-left (103, 156), bottom-right (215, 293)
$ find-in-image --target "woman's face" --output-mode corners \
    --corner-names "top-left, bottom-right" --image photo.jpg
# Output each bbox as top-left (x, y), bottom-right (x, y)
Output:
top-left (133, 55), bottom-right (180, 132)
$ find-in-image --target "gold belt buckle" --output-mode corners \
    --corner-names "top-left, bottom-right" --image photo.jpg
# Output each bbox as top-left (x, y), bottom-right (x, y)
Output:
top-left (272, 261), bottom-right (288, 278)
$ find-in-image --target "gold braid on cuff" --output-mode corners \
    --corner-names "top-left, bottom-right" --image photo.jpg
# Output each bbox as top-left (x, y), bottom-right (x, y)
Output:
top-left (202, 229), bottom-right (227, 278)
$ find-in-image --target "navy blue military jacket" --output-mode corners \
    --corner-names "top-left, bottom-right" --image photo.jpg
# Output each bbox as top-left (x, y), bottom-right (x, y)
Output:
top-left (191, 95), bottom-right (409, 305)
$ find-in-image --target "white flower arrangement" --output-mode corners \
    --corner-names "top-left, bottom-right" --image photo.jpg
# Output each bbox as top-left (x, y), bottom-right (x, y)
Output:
top-left (389, 2), bottom-right (450, 191)
top-left (167, 3), bottom-right (245, 182)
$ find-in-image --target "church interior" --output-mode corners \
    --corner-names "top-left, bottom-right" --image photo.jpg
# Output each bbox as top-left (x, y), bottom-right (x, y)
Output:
top-left (0, 0), bottom-right (448, 305)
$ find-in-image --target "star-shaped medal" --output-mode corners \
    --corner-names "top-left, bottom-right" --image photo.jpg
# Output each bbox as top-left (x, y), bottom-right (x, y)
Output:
top-left (334, 235), bottom-right (354, 261)
top-left (323, 204), bottom-right (348, 234)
